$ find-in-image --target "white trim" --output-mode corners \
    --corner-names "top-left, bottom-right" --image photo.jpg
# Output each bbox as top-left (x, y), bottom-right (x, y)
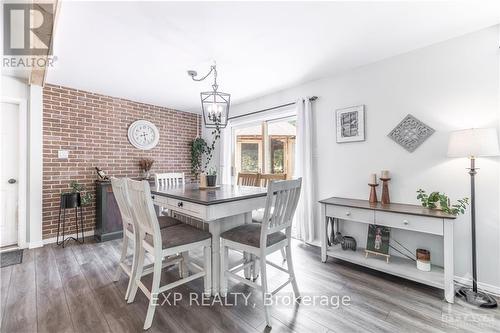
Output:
top-left (42, 230), bottom-right (95, 245)
top-left (1, 97), bottom-right (28, 249)
top-left (28, 240), bottom-right (44, 249)
top-left (454, 276), bottom-right (500, 297)
top-left (28, 85), bottom-right (43, 250)
top-left (0, 244), bottom-right (21, 253)
top-left (497, 24), bottom-right (500, 300)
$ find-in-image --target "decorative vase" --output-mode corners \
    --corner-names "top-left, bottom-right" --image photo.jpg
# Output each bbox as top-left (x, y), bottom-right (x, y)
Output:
top-left (416, 248), bottom-right (431, 272)
top-left (142, 170), bottom-right (150, 179)
top-left (206, 175), bottom-right (217, 187)
top-left (199, 174), bottom-right (207, 188)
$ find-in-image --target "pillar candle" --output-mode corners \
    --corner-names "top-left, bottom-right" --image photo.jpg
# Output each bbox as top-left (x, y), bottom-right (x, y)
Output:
top-left (381, 170), bottom-right (390, 179)
top-left (369, 173), bottom-right (377, 184)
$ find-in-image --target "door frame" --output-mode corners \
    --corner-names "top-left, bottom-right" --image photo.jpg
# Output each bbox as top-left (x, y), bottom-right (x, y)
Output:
top-left (1, 97), bottom-right (27, 249)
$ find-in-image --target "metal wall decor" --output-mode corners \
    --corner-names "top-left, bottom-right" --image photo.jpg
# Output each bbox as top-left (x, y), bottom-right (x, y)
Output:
top-left (188, 63), bottom-right (230, 128)
top-left (388, 114), bottom-right (434, 152)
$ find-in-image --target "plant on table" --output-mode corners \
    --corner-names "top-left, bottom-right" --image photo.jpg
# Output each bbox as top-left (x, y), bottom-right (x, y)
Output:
top-left (139, 158), bottom-right (154, 179)
top-left (416, 189), bottom-right (469, 216)
top-left (189, 119), bottom-right (221, 177)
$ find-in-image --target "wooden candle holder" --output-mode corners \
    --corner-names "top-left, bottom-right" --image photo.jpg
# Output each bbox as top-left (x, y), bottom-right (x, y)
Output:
top-left (368, 183), bottom-right (379, 204)
top-left (380, 178), bottom-right (391, 204)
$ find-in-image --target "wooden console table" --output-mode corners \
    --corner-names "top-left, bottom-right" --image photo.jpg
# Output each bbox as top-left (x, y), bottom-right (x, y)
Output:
top-left (319, 197), bottom-right (456, 303)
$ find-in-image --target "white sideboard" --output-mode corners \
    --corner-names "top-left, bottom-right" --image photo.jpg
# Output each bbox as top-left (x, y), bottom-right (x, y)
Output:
top-left (319, 197), bottom-right (456, 303)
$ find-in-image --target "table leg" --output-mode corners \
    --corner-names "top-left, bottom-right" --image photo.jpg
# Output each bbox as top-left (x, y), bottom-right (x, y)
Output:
top-left (243, 212), bottom-right (252, 279)
top-left (208, 213), bottom-right (248, 296)
top-left (321, 203), bottom-right (328, 263)
top-left (209, 222), bottom-right (221, 296)
top-left (443, 220), bottom-right (454, 303)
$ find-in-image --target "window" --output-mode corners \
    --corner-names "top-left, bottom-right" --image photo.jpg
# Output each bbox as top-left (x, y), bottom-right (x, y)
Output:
top-left (241, 143), bottom-right (260, 172)
top-left (232, 116), bottom-right (296, 181)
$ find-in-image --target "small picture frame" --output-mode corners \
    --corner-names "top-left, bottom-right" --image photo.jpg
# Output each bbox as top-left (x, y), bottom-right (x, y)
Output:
top-left (336, 105), bottom-right (365, 143)
top-left (366, 224), bottom-right (391, 255)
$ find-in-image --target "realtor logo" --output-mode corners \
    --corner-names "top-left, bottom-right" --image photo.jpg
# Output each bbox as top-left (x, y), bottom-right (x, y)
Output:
top-left (3, 3), bottom-right (54, 56)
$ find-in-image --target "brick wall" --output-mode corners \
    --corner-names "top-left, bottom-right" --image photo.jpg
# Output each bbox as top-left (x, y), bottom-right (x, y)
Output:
top-left (43, 84), bottom-right (200, 239)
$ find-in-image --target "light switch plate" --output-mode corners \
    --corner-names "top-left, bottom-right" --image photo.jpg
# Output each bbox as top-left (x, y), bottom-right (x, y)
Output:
top-left (58, 150), bottom-right (69, 159)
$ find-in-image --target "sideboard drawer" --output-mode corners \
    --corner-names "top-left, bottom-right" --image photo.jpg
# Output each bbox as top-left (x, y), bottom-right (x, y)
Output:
top-left (375, 211), bottom-right (443, 236)
top-left (327, 205), bottom-right (374, 224)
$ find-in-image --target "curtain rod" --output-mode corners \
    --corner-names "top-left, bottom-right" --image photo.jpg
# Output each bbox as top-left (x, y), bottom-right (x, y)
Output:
top-left (228, 96), bottom-right (318, 121)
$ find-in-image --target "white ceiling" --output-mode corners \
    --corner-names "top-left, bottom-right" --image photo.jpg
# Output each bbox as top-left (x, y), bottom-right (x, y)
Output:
top-left (47, 1), bottom-right (500, 112)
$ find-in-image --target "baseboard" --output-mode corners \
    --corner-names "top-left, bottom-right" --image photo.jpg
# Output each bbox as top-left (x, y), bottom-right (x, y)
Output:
top-left (454, 276), bottom-right (500, 297)
top-left (42, 230), bottom-right (95, 245)
top-left (28, 240), bottom-right (44, 249)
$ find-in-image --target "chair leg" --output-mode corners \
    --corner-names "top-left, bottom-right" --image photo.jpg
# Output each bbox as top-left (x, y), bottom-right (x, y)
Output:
top-left (260, 256), bottom-right (272, 327)
top-left (285, 244), bottom-right (300, 299)
top-left (125, 235), bottom-right (140, 300)
top-left (127, 245), bottom-right (145, 304)
top-left (220, 240), bottom-right (228, 297)
top-left (252, 256), bottom-right (260, 281)
top-left (280, 248), bottom-right (287, 262)
top-left (114, 235), bottom-right (128, 282)
top-left (203, 245), bottom-right (212, 296)
top-left (244, 252), bottom-right (252, 279)
top-left (181, 251), bottom-right (189, 278)
top-left (143, 254), bottom-right (162, 330)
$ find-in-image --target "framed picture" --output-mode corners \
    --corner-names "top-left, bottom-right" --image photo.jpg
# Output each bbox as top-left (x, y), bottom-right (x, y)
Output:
top-left (336, 105), bottom-right (365, 143)
top-left (366, 224), bottom-right (390, 255)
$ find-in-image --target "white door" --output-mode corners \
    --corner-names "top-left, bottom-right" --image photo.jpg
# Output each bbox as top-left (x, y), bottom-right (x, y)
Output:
top-left (0, 102), bottom-right (19, 247)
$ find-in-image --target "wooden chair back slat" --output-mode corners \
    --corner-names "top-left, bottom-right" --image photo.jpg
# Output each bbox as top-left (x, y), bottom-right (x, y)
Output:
top-left (237, 172), bottom-right (260, 187)
top-left (237, 172), bottom-right (287, 187)
top-left (260, 173), bottom-right (287, 187)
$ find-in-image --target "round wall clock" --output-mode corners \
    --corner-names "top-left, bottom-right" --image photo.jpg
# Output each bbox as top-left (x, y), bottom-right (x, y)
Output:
top-left (127, 120), bottom-right (160, 150)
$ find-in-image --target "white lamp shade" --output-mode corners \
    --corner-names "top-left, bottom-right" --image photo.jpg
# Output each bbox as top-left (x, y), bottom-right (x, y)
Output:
top-left (447, 128), bottom-right (500, 158)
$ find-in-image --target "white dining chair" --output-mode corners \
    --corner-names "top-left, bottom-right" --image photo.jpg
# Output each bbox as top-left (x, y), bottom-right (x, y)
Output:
top-left (220, 178), bottom-right (302, 327)
top-left (110, 177), bottom-right (184, 301)
top-left (154, 172), bottom-right (185, 216)
top-left (252, 173), bottom-right (288, 263)
top-left (126, 179), bottom-right (212, 330)
top-left (154, 172), bottom-right (185, 187)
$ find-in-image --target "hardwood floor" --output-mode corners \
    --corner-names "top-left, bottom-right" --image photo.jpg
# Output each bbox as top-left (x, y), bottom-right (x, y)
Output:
top-left (1, 238), bottom-right (499, 333)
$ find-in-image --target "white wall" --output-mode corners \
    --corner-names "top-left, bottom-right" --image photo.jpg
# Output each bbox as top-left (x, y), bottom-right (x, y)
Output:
top-left (1, 75), bottom-right (44, 248)
top-left (228, 26), bottom-right (500, 292)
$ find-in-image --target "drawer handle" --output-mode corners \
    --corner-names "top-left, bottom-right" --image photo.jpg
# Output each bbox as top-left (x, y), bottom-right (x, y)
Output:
top-left (403, 220), bottom-right (409, 225)
top-left (345, 212), bottom-right (351, 216)
top-left (178, 202), bottom-right (184, 208)
top-left (151, 195), bottom-right (155, 200)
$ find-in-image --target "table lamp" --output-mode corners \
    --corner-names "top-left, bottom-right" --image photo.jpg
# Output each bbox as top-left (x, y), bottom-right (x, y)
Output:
top-left (447, 128), bottom-right (499, 308)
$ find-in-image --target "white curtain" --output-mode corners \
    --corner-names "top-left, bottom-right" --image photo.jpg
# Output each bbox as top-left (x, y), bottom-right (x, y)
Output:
top-left (221, 124), bottom-right (233, 185)
top-left (294, 98), bottom-right (315, 243)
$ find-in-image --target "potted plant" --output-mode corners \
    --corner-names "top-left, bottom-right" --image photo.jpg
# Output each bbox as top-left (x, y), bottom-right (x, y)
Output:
top-left (416, 189), bottom-right (469, 216)
top-left (189, 118), bottom-right (221, 182)
top-left (139, 158), bottom-right (154, 179)
top-left (206, 167), bottom-right (217, 187)
top-left (61, 181), bottom-right (93, 208)
top-left (189, 137), bottom-right (208, 178)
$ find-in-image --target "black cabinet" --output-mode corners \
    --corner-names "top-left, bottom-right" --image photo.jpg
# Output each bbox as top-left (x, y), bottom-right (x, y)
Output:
top-left (94, 179), bottom-right (156, 242)
top-left (95, 180), bottom-right (123, 242)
